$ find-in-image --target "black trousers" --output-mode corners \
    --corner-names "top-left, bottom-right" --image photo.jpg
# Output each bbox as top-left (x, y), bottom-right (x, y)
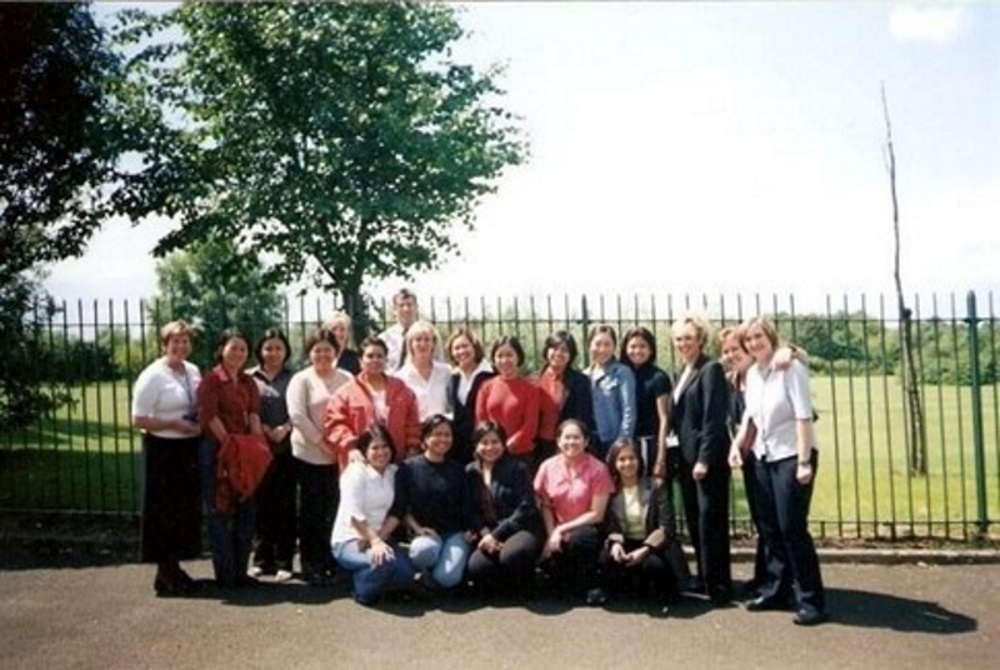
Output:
top-left (754, 451), bottom-right (825, 614)
top-left (253, 447), bottom-right (297, 572)
top-left (296, 460), bottom-right (339, 577)
top-left (741, 451), bottom-right (767, 587)
top-left (677, 457), bottom-right (732, 595)
top-left (467, 529), bottom-right (542, 594)
top-left (599, 538), bottom-right (674, 601)
top-left (541, 525), bottom-right (603, 595)
top-left (140, 434), bottom-right (201, 563)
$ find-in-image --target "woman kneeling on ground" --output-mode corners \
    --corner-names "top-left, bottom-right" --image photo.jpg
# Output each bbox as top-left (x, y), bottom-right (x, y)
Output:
top-left (395, 414), bottom-right (481, 590)
top-left (331, 424), bottom-right (415, 605)
top-left (534, 418), bottom-right (615, 606)
top-left (466, 421), bottom-right (544, 597)
top-left (600, 438), bottom-right (689, 608)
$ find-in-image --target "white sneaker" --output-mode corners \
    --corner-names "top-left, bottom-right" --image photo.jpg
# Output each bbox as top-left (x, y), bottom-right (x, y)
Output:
top-left (274, 569), bottom-right (293, 583)
top-left (247, 566), bottom-right (264, 578)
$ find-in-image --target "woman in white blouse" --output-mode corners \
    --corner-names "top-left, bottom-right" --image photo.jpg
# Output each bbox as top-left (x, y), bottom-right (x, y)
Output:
top-left (131, 320), bottom-right (202, 596)
top-left (730, 316), bottom-right (827, 626)
top-left (287, 328), bottom-right (352, 586)
top-left (391, 319), bottom-right (451, 421)
top-left (331, 424), bottom-right (415, 605)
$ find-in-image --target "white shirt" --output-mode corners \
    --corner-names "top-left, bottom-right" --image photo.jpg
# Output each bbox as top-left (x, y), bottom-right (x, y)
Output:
top-left (131, 358), bottom-right (201, 439)
top-left (455, 359), bottom-right (494, 405)
top-left (287, 366), bottom-right (352, 465)
top-left (330, 462), bottom-right (398, 545)
top-left (379, 324), bottom-right (406, 372)
top-left (391, 360), bottom-right (451, 420)
top-left (744, 358), bottom-right (815, 462)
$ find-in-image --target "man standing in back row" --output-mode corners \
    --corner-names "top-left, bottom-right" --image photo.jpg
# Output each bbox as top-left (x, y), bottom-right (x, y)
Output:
top-left (381, 288), bottom-right (447, 372)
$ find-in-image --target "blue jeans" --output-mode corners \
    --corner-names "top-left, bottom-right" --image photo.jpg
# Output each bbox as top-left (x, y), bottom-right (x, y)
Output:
top-left (409, 532), bottom-right (471, 589)
top-left (199, 439), bottom-right (256, 584)
top-left (332, 539), bottom-right (415, 604)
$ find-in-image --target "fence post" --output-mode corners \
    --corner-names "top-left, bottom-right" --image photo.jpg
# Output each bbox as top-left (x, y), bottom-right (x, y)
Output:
top-left (966, 291), bottom-right (989, 538)
top-left (579, 295), bottom-right (590, 366)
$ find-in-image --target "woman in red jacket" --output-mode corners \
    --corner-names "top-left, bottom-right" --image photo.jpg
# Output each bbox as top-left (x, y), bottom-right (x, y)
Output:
top-left (198, 328), bottom-right (263, 588)
top-left (324, 336), bottom-right (421, 472)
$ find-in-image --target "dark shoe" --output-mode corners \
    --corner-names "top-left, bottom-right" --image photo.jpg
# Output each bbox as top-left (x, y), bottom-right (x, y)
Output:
top-left (745, 596), bottom-right (788, 612)
top-left (585, 587), bottom-right (608, 607)
top-left (793, 608), bottom-right (829, 626)
top-left (708, 585), bottom-right (733, 606)
top-left (154, 575), bottom-right (190, 597)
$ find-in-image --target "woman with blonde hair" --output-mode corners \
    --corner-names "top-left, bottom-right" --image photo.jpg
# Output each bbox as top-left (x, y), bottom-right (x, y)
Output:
top-left (392, 319), bottom-right (451, 421)
top-left (670, 312), bottom-right (732, 605)
top-left (323, 310), bottom-right (360, 375)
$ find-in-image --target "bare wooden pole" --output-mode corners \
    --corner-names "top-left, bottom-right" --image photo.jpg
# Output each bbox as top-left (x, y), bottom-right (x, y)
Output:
top-left (882, 84), bottom-right (927, 475)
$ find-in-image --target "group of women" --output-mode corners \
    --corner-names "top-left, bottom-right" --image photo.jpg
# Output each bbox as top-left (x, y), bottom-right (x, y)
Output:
top-left (131, 308), bottom-right (827, 625)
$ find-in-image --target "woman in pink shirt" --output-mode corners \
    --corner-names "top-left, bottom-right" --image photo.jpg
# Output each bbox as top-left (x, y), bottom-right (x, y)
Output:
top-left (534, 418), bottom-right (615, 606)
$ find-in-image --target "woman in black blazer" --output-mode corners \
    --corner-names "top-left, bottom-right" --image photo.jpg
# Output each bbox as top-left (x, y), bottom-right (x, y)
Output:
top-left (466, 421), bottom-right (544, 595)
top-left (535, 330), bottom-right (595, 470)
top-left (446, 327), bottom-right (495, 464)
top-left (599, 439), bottom-right (689, 605)
top-left (670, 312), bottom-right (732, 605)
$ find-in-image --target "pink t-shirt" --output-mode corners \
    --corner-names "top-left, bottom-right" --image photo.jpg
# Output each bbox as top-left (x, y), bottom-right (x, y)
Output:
top-left (534, 454), bottom-right (615, 525)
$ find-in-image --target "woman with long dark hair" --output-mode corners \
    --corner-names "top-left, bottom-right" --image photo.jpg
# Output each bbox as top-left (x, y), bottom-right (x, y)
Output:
top-left (466, 421), bottom-right (543, 595)
top-left (536, 330), bottom-right (594, 470)
top-left (248, 328), bottom-right (296, 582)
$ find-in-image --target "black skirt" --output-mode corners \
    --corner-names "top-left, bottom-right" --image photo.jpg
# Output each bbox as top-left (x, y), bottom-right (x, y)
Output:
top-left (140, 433), bottom-right (202, 563)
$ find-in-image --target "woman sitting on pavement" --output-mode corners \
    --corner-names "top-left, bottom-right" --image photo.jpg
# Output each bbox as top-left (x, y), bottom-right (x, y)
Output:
top-left (331, 424), bottom-right (415, 605)
top-left (534, 418), bottom-right (615, 606)
top-left (466, 421), bottom-right (544, 597)
top-left (395, 414), bottom-right (482, 590)
top-left (599, 438), bottom-right (689, 608)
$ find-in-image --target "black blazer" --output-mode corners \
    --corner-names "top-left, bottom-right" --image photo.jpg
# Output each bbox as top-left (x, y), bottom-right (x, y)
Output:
top-left (448, 367), bottom-right (496, 463)
top-left (467, 456), bottom-right (542, 541)
top-left (671, 353), bottom-right (730, 467)
top-left (559, 367), bottom-right (596, 436)
top-left (606, 477), bottom-right (676, 549)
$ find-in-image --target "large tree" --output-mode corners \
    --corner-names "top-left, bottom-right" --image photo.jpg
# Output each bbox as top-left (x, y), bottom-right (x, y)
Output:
top-left (113, 2), bottom-right (526, 339)
top-left (150, 236), bottom-right (285, 370)
top-left (1, 3), bottom-right (120, 430)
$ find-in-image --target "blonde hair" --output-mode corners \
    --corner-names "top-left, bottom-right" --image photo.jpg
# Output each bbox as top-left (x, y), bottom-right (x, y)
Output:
top-left (672, 311), bottom-right (712, 350)
top-left (404, 320), bottom-right (440, 357)
top-left (323, 310), bottom-right (352, 332)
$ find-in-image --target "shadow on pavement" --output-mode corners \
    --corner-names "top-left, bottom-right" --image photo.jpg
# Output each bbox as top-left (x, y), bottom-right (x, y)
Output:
top-left (828, 587), bottom-right (977, 633)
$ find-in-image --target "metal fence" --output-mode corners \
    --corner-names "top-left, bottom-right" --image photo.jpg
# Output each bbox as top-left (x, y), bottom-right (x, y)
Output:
top-left (2, 291), bottom-right (997, 542)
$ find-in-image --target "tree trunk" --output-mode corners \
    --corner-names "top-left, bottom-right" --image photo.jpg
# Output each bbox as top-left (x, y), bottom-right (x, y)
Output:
top-left (883, 85), bottom-right (927, 476)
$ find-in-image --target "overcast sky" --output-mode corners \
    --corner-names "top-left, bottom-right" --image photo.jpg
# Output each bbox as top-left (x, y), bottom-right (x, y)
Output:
top-left (45, 3), bottom-right (999, 317)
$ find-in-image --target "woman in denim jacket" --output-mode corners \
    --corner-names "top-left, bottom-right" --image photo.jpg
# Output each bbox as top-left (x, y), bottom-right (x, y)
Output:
top-left (584, 325), bottom-right (636, 460)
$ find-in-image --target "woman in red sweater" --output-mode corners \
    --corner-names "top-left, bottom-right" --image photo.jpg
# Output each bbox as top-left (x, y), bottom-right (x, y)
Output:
top-left (475, 335), bottom-right (540, 468)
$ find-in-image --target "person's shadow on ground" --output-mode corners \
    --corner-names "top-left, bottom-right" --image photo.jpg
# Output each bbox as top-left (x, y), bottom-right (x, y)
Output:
top-left (827, 587), bottom-right (976, 633)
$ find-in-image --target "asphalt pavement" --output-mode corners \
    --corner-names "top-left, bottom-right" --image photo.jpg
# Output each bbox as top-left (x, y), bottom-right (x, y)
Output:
top-left (1, 551), bottom-right (997, 670)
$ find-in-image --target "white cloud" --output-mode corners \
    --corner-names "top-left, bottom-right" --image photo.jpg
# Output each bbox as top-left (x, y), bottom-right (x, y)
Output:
top-left (889, 5), bottom-right (965, 45)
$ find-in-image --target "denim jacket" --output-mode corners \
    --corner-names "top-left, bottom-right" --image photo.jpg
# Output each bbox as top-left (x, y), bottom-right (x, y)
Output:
top-left (588, 360), bottom-right (636, 444)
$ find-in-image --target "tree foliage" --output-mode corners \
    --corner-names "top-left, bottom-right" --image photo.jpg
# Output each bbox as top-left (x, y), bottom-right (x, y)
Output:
top-left (0, 3), bottom-right (120, 282)
top-left (1, 3), bottom-right (120, 430)
top-left (150, 237), bottom-right (285, 369)
top-left (113, 2), bottom-right (527, 339)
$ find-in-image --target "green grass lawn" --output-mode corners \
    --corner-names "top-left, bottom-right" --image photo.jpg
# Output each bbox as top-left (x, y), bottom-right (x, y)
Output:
top-left (3, 376), bottom-right (998, 539)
